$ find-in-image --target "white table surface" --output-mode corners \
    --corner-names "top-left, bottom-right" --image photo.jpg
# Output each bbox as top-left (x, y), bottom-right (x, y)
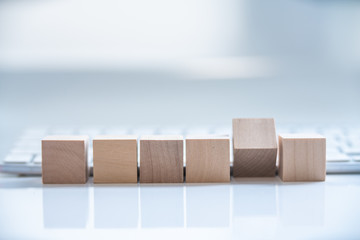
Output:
top-left (0, 174), bottom-right (359, 240)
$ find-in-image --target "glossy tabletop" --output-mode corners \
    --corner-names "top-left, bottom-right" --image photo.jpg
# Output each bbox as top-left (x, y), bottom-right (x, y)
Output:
top-left (0, 175), bottom-right (360, 239)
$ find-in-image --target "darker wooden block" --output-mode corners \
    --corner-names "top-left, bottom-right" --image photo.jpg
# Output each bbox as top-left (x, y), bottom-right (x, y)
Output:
top-left (93, 135), bottom-right (138, 184)
top-left (42, 136), bottom-right (89, 184)
top-left (186, 136), bottom-right (230, 183)
top-left (232, 118), bottom-right (277, 177)
top-left (140, 135), bottom-right (183, 183)
top-left (279, 134), bottom-right (326, 182)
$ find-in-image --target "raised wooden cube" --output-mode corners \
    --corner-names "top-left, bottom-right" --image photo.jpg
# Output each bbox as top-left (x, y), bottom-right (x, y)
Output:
top-left (140, 135), bottom-right (183, 183)
top-left (42, 136), bottom-right (89, 184)
top-left (232, 118), bottom-right (277, 177)
top-left (93, 135), bottom-right (138, 184)
top-left (186, 135), bottom-right (230, 183)
top-left (279, 134), bottom-right (326, 182)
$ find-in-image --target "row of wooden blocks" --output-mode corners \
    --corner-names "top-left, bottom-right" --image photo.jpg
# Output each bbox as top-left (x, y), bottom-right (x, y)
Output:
top-left (42, 118), bottom-right (326, 184)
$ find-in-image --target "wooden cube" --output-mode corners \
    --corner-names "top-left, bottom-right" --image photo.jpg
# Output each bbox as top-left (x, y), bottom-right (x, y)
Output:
top-left (140, 135), bottom-right (183, 183)
top-left (232, 118), bottom-right (277, 177)
top-left (279, 134), bottom-right (326, 182)
top-left (186, 135), bottom-right (230, 183)
top-left (42, 136), bottom-right (89, 184)
top-left (93, 135), bottom-right (138, 183)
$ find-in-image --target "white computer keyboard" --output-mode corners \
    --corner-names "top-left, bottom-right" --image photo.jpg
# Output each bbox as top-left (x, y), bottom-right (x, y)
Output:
top-left (1, 125), bottom-right (360, 175)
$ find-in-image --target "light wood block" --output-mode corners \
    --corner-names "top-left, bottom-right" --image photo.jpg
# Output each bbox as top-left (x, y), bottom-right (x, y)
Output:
top-left (93, 135), bottom-right (137, 184)
top-left (232, 118), bottom-right (277, 177)
top-left (186, 135), bottom-right (230, 183)
top-left (140, 135), bottom-right (183, 183)
top-left (279, 134), bottom-right (326, 182)
top-left (42, 136), bottom-right (89, 184)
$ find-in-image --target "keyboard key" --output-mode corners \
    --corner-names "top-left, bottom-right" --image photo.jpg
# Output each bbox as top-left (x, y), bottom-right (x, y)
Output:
top-left (78, 127), bottom-right (103, 137)
top-left (294, 127), bottom-right (320, 134)
top-left (342, 147), bottom-right (360, 155)
top-left (347, 131), bottom-right (360, 138)
top-left (185, 126), bottom-right (213, 135)
top-left (336, 143), bottom-right (352, 152)
top-left (326, 140), bottom-right (341, 148)
top-left (326, 152), bottom-right (351, 162)
top-left (20, 128), bottom-right (48, 139)
top-left (327, 148), bottom-right (340, 157)
top-left (33, 154), bottom-right (42, 164)
top-left (88, 147), bottom-right (93, 156)
top-left (213, 127), bottom-right (231, 135)
top-left (277, 125), bottom-right (297, 134)
top-left (4, 153), bottom-right (33, 163)
top-left (275, 129), bottom-right (292, 134)
top-left (15, 139), bottom-right (40, 147)
top-left (322, 129), bottom-right (346, 142)
top-left (348, 138), bottom-right (360, 147)
top-left (10, 146), bottom-right (40, 154)
top-left (131, 127), bottom-right (158, 135)
top-left (11, 139), bottom-right (41, 153)
top-left (104, 127), bottom-right (130, 135)
top-left (158, 127), bottom-right (185, 135)
top-left (48, 128), bottom-right (75, 135)
top-left (22, 128), bottom-right (48, 136)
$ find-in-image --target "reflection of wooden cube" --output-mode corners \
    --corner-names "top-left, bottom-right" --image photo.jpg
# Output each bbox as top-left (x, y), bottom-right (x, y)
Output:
top-left (140, 135), bottom-right (183, 183)
top-left (279, 134), bottom-right (326, 182)
top-left (232, 118), bottom-right (277, 177)
top-left (42, 136), bottom-right (89, 184)
top-left (186, 136), bottom-right (230, 183)
top-left (93, 135), bottom-right (137, 183)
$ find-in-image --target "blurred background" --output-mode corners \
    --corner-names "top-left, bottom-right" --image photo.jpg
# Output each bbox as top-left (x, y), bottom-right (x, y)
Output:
top-left (1, 0), bottom-right (360, 155)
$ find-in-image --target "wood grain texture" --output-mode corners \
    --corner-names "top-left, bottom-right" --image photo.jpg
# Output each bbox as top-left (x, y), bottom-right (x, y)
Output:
top-left (140, 135), bottom-right (183, 183)
top-left (186, 136), bottom-right (230, 183)
top-left (232, 118), bottom-right (277, 177)
top-left (42, 135), bottom-right (89, 184)
top-left (93, 135), bottom-right (137, 183)
top-left (279, 134), bottom-right (326, 182)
